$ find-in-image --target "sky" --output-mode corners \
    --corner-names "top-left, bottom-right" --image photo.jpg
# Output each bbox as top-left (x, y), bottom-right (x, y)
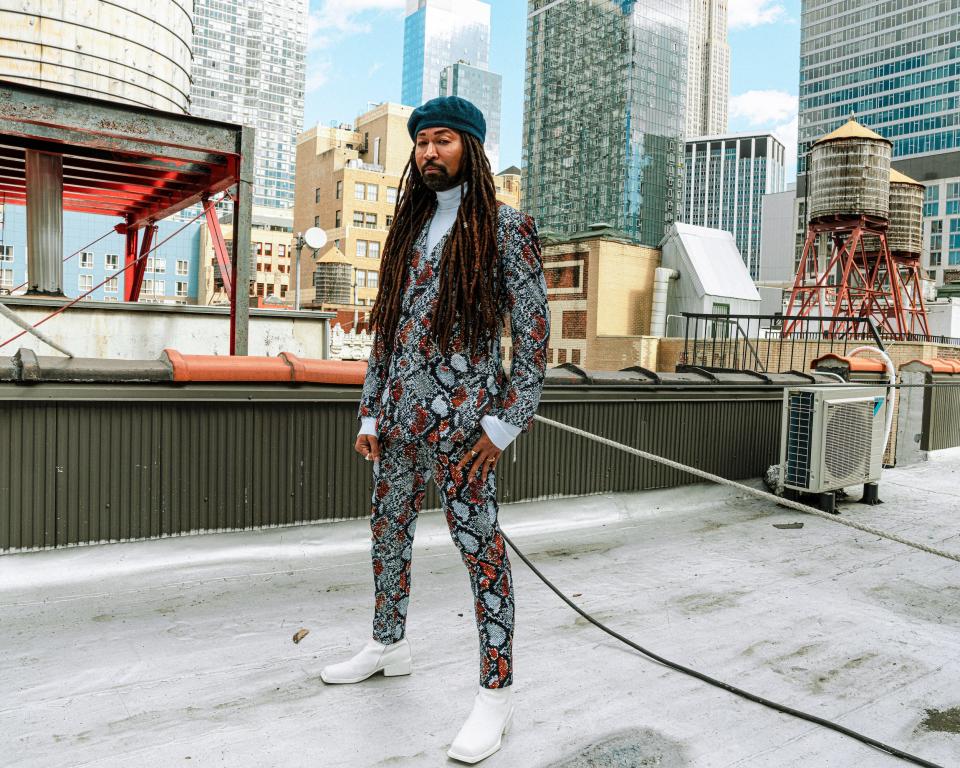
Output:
top-left (305, 0), bottom-right (803, 178)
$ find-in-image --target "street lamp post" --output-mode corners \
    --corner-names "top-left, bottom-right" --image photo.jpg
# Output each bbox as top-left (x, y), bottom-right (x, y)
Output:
top-left (291, 227), bottom-right (327, 311)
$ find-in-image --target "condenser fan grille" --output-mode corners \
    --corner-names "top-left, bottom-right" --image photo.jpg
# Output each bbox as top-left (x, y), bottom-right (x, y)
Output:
top-left (823, 400), bottom-right (874, 485)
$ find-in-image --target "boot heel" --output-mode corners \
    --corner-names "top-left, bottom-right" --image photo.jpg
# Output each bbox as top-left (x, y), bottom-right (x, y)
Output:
top-left (382, 659), bottom-right (411, 676)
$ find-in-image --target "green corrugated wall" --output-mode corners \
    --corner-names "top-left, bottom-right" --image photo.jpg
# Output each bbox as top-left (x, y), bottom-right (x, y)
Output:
top-left (0, 385), bottom-right (783, 551)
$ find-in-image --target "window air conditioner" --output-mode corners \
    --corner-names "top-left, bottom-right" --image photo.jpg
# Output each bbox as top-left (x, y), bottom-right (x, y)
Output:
top-left (780, 386), bottom-right (888, 495)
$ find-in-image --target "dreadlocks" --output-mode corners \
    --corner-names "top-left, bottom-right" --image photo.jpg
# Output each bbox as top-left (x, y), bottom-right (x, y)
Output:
top-left (369, 133), bottom-right (501, 357)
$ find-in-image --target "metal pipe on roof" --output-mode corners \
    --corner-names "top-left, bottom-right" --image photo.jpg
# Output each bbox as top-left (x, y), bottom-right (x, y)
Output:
top-left (25, 150), bottom-right (64, 296)
top-left (651, 267), bottom-right (679, 337)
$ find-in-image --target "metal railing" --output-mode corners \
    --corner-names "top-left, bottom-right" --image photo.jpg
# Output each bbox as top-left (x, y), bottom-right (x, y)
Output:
top-left (680, 313), bottom-right (887, 374)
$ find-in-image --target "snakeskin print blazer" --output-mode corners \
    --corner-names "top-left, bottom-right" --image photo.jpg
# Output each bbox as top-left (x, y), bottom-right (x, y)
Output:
top-left (358, 202), bottom-right (550, 446)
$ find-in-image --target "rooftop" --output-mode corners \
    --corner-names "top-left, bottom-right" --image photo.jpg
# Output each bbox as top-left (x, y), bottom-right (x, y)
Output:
top-left (814, 118), bottom-right (890, 146)
top-left (3, 453), bottom-right (958, 767)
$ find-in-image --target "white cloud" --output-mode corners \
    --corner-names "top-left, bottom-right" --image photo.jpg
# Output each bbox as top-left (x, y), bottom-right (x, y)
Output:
top-left (729, 90), bottom-right (798, 127)
top-left (728, 0), bottom-right (786, 29)
top-left (773, 114), bottom-right (799, 179)
top-left (306, 61), bottom-right (332, 92)
top-left (310, 0), bottom-right (405, 47)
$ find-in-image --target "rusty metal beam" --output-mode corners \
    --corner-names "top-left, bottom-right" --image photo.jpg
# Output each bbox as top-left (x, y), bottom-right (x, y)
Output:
top-left (0, 79), bottom-right (239, 156)
top-left (229, 126), bottom-right (255, 356)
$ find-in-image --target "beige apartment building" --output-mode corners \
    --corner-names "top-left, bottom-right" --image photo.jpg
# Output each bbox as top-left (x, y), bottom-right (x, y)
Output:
top-left (198, 207), bottom-right (294, 307)
top-left (295, 102), bottom-right (525, 316)
top-left (294, 102), bottom-right (413, 311)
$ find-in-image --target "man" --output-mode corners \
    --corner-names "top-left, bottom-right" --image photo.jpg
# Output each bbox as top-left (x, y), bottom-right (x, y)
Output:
top-left (319, 95), bottom-right (549, 764)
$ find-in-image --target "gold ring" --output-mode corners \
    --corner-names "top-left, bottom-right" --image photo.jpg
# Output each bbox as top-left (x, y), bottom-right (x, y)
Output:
top-left (487, 458), bottom-right (495, 463)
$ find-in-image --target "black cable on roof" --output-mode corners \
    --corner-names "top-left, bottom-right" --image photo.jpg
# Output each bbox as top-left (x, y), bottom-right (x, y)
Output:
top-left (502, 531), bottom-right (946, 768)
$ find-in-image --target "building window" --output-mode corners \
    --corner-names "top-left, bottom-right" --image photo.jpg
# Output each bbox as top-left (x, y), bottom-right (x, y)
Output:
top-left (176, 260), bottom-right (189, 276)
top-left (353, 211), bottom-right (364, 227)
top-left (949, 218), bottom-right (960, 265)
top-left (142, 279), bottom-right (154, 294)
top-left (315, 187), bottom-right (322, 203)
top-left (0, 269), bottom-right (13, 288)
top-left (336, 180), bottom-right (343, 199)
top-left (367, 270), bottom-right (378, 289)
top-left (79, 274), bottom-right (93, 292)
top-left (80, 252), bottom-right (94, 269)
top-left (264, 243), bottom-right (273, 258)
top-left (314, 216), bottom-right (320, 228)
top-left (947, 183), bottom-right (960, 216)
top-left (356, 240), bottom-right (367, 258)
top-left (385, 215), bottom-right (393, 228)
top-left (931, 220), bottom-right (943, 266)
top-left (355, 269), bottom-right (366, 288)
top-left (176, 282), bottom-right (188, 297)
top-left (104, 277), bottom-right (118, 293)
top-left (924, 185), bottom-right (940, 217)
top-left (355, 182), bottom-right (365, 200)
top-left (364, 213), bottom-right (377, 228)
top-left (368, 241), bottom-right (380, 259)
top-left (0, 245), bottom-right (13, 262)
top-left (386, 187), bottom-right (398, 204)
top-left (153, 259), bottom-right (166, 274)
top-left (278, 244), bottom-right (286, 259)
top-left (366, 183), bottom-right (378, 202)
top-left (335, 210), bottom-right (342, 228)
top-left (105, 253), bottom-right (119, 270)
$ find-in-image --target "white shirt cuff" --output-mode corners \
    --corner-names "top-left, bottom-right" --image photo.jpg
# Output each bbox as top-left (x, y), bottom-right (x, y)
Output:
top-left (358, 416), bottom-right (377, 437)
top-left (480, 414), bottom-right (522, 451)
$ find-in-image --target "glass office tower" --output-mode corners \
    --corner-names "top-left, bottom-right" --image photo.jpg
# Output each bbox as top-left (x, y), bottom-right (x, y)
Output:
top-left (401, 0), bottom-right (491, 108)
top-left (522, 0), bottom-right (688, 246)
top-left (190, 0), bottom-right (308, 209)
top-left (797, 0), bottom-right (960, 285)
top-left (439, 61), bottom-right (502, 172)
top-left (684, 133), bottom-right (786, 279)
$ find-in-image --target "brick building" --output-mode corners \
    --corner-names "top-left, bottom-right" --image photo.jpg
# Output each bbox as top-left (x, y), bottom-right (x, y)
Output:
top-left (503, 226), bottom-right (661, 371)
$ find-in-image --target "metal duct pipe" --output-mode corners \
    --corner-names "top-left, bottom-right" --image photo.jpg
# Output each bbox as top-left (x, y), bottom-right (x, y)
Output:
top-left (25, 151), bottom-right (64, 296)
top-left (651, 267), bottom-right (679, 337)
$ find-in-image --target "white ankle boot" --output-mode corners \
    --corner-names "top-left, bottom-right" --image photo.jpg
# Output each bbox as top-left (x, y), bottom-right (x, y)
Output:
top-left (319, 637), bottom-right (412, 684)
top-left (446, 686), bottom-right (514, 764)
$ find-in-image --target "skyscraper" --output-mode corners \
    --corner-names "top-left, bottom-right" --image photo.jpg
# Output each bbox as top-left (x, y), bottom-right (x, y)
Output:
top-left (683, 132), bottom-right (786, 279)
top-left (190, 0), bottom-right (308, 209)
top-left (797, 0), bottom-right (960, 286)
top-left (401, 0), bottom-right (491, 108)
top-left (439, 61), bottom-right (502, 171)
top-left (522, 0), bottom-right (688, 247)
top-left (686, 0), bottom-right (730, 137)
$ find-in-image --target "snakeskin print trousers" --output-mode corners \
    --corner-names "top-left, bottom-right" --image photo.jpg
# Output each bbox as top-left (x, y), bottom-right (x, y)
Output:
top-left (369, 427), bottom-right (514, 689)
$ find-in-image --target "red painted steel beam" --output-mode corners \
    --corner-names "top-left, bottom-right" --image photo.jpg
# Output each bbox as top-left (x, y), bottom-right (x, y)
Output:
top-left (122, 226), bottom-right (139, 302)
top-left (203, 197), bottom-right (233, 302)
top-left (127, 224), bottom-right (156, 302)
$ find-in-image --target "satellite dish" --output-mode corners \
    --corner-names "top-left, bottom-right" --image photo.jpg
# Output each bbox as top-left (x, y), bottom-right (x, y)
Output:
top-left (304, 227), bottom-right (327, 250)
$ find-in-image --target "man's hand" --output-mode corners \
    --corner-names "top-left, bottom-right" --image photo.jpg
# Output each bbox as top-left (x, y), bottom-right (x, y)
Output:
top-left (355, 434), bottom-right (380, 462)
top-left (456, 433), bottom-right (502, 484)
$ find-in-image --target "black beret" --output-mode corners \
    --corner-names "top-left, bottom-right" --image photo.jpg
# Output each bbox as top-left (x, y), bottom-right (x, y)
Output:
top-left (407, 96), bottom-right (486, 144)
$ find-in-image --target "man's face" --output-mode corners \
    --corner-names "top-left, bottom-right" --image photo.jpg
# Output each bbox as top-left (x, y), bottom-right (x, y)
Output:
top-left (415, 127), bottom-right (463, 191)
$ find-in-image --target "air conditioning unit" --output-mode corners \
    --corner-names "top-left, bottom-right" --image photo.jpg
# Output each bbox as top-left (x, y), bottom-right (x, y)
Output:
top-left (780, 386), bottom-right (888, 494)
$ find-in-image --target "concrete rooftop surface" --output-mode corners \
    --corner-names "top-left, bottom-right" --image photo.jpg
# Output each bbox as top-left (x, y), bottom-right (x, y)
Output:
top-left (2, 455), bottom-right (959, 768)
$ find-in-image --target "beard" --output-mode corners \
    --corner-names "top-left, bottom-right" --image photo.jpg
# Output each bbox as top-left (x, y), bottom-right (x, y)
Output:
top-left (420, 164), bottom-right (459, 191)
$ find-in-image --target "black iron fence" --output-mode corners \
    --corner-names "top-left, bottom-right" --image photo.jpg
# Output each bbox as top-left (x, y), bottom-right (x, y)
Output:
top-left (680, 313), bottom-right (890, 374)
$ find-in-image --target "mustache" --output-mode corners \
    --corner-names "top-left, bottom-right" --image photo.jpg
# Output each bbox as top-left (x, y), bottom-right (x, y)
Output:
top-left (421, 162), bottom-right (447, 173)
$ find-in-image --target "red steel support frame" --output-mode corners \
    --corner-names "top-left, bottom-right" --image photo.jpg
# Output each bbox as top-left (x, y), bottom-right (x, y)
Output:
top-left (203, 196), bottom-right (233, 302)
top-left (783, 215), bottom-right (926, 340)
top-left (127, 223), bottom-right (157, 302)
top-left (122, 223), bottom-right (138, 302)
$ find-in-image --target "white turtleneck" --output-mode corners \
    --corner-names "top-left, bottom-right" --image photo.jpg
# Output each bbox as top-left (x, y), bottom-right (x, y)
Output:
top-left (426, 183), bottom-right (464, 253)
top-left (358, 182), bottom-right (521, 451)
